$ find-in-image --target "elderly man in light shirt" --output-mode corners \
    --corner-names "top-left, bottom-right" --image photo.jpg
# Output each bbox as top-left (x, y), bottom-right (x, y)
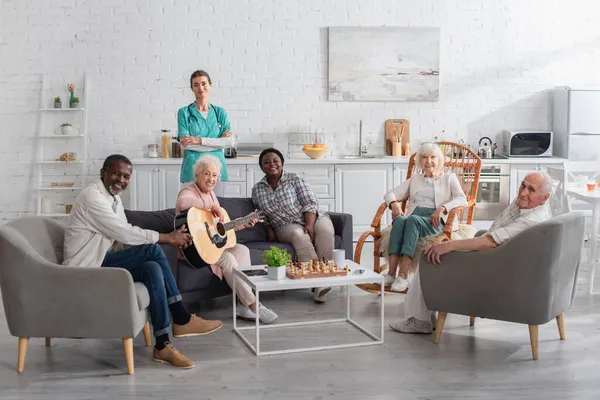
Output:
top-left (390, 171), bottom-right (553, 334)
top-left (63, 154), bottom-right (223, 369)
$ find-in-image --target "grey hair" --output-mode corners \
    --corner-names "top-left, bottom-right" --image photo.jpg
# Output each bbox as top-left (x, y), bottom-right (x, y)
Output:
top-left (193, 154), bottom-right (221, 180)
top-left (415, 142), bottom-right (445, 176)
top-left (526, 171), bottom-right (553, 195)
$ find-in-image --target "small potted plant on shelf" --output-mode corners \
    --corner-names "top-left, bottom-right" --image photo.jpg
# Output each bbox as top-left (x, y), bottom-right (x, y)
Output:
top-left (262, 246), bottom-right (291, 280)
top-left (70, 96), bottom-right (80, 108)
top-left (54, 97), bottom-right (62, 108)
top-left (60, 122), bottom-right (73, 135)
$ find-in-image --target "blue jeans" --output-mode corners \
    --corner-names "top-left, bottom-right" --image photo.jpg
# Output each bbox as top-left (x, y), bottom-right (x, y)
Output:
top-left (102, 244), bottom-right (182, 337)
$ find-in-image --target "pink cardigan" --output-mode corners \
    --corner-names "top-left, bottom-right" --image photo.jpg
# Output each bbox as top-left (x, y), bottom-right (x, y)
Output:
top-left (175, 183), bottom-right (222, 279)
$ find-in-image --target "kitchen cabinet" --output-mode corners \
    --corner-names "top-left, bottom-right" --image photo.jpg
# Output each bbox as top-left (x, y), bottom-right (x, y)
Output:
top-left (130, 165), bottom-right (165, 211)
top-left (335, 164), bottom-right (394, 240)
top-left (393, 164), bottom-right (408, 187)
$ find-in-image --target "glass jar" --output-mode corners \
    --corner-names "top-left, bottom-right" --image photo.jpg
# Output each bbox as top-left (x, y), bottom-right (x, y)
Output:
top-left (148, 144), bottom-right (159, 158)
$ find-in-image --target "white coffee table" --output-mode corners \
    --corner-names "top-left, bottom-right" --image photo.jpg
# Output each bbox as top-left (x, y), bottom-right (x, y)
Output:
top-left (232, 260), bottom-right (384, 356)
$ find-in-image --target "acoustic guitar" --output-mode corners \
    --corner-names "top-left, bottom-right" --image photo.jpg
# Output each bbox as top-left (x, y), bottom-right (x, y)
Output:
top-left (174, 207), bottom-right (264, 268)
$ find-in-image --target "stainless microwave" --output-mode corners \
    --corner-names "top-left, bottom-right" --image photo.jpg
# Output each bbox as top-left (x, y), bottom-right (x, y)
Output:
top-left (503, 131), bottom-right (553, 157)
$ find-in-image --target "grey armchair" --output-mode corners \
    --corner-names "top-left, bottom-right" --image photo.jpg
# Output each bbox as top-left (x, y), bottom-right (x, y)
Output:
top-left (0, 217), bottom-right (152, 374)
top-left (419, 212), bottom-right (586, 360)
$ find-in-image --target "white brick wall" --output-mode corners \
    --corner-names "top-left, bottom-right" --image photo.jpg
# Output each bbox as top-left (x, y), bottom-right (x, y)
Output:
top-left (2, 0), bottom-right (600, 223)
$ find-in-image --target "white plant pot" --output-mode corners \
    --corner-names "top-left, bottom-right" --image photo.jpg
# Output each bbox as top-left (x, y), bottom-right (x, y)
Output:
top-left (60, 125), bottom-right (73, 135)
top-left (267, 266), bottom-right (286, 280)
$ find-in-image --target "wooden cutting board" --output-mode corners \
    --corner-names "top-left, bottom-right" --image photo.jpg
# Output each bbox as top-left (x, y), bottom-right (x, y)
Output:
top-left (385, 119), bottom-right (410, 156)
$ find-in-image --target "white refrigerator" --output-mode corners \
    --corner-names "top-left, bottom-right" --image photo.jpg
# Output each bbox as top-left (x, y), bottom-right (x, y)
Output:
top-left (553, 87), bottom-right (600, 161)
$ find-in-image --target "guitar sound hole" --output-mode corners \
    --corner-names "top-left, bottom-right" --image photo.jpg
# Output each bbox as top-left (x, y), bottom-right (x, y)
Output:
top-left (216, 222), bottom-right (226, 236)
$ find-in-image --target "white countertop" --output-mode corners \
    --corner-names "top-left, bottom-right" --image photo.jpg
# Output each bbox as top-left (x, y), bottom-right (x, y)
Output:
top-left (131, 155), bottom-right (567, 165)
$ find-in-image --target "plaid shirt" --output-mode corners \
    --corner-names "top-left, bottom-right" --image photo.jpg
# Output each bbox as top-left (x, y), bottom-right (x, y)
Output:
top-left (252, 171), bottom-right (325, 232)
top-left (487, 200), bottom-right (551, 245)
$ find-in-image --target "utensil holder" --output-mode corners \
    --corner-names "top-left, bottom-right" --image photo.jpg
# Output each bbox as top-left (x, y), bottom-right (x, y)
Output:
top-left (392, 142), bottom-right (402, 156)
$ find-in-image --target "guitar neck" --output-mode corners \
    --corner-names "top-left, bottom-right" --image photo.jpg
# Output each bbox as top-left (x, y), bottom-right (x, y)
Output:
top-left (223, 213), bottom-right (257, 232)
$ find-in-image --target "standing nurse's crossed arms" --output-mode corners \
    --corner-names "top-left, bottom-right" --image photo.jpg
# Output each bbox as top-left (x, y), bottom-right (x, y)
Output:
top-left (177, 70), bottom-right (234, 197)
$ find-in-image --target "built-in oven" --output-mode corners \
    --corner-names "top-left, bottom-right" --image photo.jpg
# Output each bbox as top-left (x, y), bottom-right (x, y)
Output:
top-left (473, 164), bottom-right (511, 220)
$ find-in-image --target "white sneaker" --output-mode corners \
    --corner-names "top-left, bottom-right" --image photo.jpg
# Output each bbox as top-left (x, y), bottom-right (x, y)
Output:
top-left (431, 312), bottom-right (437, 330)
top-left (314, 287), bottom-right (331, 303)
top-left (390, 275), bottom-right (412, 292)
top-left (379, 270), bottom-right (395, 286)
top-left (258, 306), bottom-right (278, 324)
top-left (389, 317), bottom-right (433, 334)
top-left (236, 305), bottom-right (255, 320)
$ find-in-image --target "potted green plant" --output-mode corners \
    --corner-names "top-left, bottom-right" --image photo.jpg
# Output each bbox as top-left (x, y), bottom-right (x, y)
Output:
top-left (70, 96), bottom-right (80, 108)
top-left (60, 122), bottom-right (73, 135)
top-left (54, 97), bottom-right (62, 108)
top-left (262, 246), bottom-right (291, 280)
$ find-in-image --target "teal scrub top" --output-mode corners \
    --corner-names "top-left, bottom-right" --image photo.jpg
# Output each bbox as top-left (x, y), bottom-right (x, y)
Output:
top-left (177, 103), bottom-right (231, 183)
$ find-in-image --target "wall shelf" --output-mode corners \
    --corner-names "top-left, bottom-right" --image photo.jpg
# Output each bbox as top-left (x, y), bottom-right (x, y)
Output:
top-left (39, 108), bottom-right (86, 111)
top-left (37, 160), bottom-right (83, 164)
top-left (35, 74), bottom-right (88, 217)
top-left (38, 186), bottom-right (83, 191)
top-left (38, 135), bottom-right (85, 139)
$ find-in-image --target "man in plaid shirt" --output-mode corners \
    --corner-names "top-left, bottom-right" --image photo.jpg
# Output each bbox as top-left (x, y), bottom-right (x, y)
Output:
top-left (391, 171), bottom-right (553, 334)
top-left (252, 148), bottom-right (335, 303)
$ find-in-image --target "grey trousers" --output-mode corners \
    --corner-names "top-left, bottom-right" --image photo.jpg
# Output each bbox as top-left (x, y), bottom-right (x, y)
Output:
top-left (275, 216), bottom-right (335, 262)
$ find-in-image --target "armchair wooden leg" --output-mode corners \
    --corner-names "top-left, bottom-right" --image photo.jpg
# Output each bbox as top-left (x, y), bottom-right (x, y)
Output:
top-left (122, 338), bottom-right (134, 375)
top-left (142, 322), bottom-right (152, 347)
top-left (45, 337), bottom-right (51, 347)
top-left (17, 337), bottom-right (29, 373)
top-left (469, 316), bottom-right (475, 326)
top-left (434, 312), bottom-right (447, 344)
top-left (556, 313), bottom-right (565, 340)
top-left (528, 325), bottom-right (539, 360)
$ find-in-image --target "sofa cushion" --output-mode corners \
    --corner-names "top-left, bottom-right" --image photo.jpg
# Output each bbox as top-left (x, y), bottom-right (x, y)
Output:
top-left (134, 283), bottom-right (150, 311)
top-left (176, 260), bottom-right (230, 295)
top-left (217, 197), bottom-right (267, 243)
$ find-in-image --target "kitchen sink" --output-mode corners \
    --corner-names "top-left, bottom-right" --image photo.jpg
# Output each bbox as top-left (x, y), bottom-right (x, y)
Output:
top-left (339, 155), bottom-right (385, 159)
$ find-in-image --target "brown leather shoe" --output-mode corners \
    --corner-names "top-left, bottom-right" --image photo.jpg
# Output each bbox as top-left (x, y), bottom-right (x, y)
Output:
top-left (172, 314), bottom-right (223, 338)
top-left (152, 344), bottom-right (195, 369)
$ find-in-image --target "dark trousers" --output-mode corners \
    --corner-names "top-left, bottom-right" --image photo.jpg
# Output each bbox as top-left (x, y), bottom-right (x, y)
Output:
top-left (102, 244), bottom-right (182, 337)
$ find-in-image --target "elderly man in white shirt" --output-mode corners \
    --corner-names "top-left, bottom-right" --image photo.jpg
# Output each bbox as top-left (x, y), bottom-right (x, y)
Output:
top-left (63, 154), bottom-right (222, 369)
top-left (390, 171), bottom-right (553, 334)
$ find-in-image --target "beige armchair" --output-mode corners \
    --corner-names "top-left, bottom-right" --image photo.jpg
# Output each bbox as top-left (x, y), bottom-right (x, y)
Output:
top-left (419, 212), bottom-right (586, 360)
top-left (0, 217), bottom-right (152, 374)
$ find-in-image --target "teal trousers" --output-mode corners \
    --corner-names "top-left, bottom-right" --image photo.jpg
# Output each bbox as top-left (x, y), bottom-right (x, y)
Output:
top-left (388, 207), bottom-right (444, 258)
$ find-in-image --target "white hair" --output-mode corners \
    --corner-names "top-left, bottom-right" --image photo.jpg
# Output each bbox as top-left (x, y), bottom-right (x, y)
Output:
top-left (193, 154), bottom-right (221, 180)
top-left (526, 171), bottom-right (553, 195)
top-left (415, 142), bottom-right (445, 176)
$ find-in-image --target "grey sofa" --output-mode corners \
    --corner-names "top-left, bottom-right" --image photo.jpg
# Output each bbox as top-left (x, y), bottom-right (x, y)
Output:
top-left (0, 217), bottom-right (152, 375)
top-left (124, 197), bottom-right (353, 305)
top-left (419, 212), bottom-right (586, 360)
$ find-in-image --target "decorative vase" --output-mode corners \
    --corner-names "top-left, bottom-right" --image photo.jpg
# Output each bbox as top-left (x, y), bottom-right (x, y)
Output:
top-left (267, 265), bottom-right (286, 280)
top-left (54, 101), bottom-right (62, 109)
top-left (69, 92), bottom-right (75, 108)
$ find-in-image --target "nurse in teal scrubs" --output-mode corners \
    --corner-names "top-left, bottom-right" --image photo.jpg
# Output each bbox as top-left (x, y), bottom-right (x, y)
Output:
top-left (178, 70), bottom-right (234, 196)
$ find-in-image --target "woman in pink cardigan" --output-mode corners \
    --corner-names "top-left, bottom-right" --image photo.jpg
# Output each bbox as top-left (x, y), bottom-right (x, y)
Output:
top-left (176, 154), bottom-right (278, 324)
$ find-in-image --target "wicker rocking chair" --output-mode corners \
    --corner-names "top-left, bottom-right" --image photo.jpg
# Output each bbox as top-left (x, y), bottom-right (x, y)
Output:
top-left (354, 141), bottom-right (482, 295)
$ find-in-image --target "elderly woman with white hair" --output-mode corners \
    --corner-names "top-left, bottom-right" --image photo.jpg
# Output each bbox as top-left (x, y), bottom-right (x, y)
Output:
top-left (175, 154), bottom-right (278, 324)
top-left (382, 142), bottom-right (468, 292)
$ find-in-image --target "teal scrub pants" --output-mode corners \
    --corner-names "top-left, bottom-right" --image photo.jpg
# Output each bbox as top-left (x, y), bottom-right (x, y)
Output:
top-left (388, 206), bottom-right (444, 258)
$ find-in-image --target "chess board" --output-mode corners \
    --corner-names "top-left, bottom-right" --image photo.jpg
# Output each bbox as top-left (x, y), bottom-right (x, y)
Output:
top-left (285, 259), bottom-right (350, 280)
